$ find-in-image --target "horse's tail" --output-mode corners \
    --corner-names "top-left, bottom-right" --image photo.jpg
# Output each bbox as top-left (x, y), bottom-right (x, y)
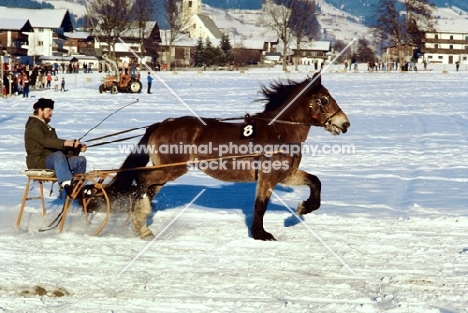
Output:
top-left (106, 122), bottom-right (161, 194)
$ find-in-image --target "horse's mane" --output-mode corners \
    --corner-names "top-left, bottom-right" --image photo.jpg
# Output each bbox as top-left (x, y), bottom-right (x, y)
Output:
top-left (258, 78), bottom-right (319, 112)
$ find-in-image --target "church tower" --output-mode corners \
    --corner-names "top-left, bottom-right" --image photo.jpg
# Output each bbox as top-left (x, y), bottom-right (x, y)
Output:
top-left (183, 0), bottom-right (202, 23)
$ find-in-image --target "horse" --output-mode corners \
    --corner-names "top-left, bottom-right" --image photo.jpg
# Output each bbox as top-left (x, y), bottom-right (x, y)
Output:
top-left (96, 72), bottom-right (350, 241)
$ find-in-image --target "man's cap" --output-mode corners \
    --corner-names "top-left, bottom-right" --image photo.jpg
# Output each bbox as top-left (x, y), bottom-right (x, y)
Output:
top-left (33, 98), bottom-right (54, 110)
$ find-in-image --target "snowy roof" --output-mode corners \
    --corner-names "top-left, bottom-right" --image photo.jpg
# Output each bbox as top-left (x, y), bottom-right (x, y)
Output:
top-left (233, 39), bottom-right (264, 50)
top-left (289, 41), bottom-right (331, 51)
top-left (434, 19), bottom-right (468, 33)
top-left (159, 30), bottom-right (200, 47)
top-left (196, 14), bottom-right (224, 39)
top-left (0, 6), bottom-right (70, 29)
top-left (64, 31), bottom-right (91, 40)
top-left (119, 21), bottom-right (159, 38)
top-left (0, 18), bottom-right (33, 31)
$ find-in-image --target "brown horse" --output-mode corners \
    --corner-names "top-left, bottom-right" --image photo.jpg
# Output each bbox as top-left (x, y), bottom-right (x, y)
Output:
top-left (101, 72), bottom-right (350, 240)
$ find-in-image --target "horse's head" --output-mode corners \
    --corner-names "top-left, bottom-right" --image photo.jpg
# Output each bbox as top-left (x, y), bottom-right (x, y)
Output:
top-left (259, 72), bottom-right (350, 135)
top-left (305, 73), bottom-right (350, 135)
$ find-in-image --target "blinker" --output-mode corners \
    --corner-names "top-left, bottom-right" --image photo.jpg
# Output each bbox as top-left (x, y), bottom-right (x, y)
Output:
top-left (317, 96), bottom-right (329, 108)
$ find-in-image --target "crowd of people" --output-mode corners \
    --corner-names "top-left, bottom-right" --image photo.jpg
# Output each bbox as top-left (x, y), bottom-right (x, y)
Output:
top-left (1, 62), bottom-right (73, 97)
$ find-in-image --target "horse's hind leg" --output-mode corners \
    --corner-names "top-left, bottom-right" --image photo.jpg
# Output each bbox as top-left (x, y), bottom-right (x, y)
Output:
top-left (131, 191), bottom-right (154, 240)
top-left (280, 170), bottom-right (321, 215)
top-left (132, 168), bottom-right (187, 240)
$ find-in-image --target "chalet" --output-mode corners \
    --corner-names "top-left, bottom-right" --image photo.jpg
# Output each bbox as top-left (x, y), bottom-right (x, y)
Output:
top-left (0, 18), bottom-right (33, 62)
top-left (288, 41), bottom-right (332, 65)
top-left (93, 21), bottom-right (161, 63)
top-left (0, 7), bottom-right (73, 58)
top-left (421, 19), bottom-right (468, 65)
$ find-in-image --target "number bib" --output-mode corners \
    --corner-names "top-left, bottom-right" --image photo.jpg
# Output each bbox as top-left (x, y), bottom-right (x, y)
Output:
top-left (241, 123), bottom-right (256, 139)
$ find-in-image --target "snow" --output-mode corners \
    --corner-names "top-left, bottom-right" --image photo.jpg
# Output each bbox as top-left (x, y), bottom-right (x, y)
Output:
top-left (1, 63), bottom-right (468, 312)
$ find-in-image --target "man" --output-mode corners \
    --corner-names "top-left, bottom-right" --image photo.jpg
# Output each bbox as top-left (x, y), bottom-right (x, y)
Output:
top-left (24, 98), bottom-right (87, 196)
top-left (147, 72), bottom-right (153, 94)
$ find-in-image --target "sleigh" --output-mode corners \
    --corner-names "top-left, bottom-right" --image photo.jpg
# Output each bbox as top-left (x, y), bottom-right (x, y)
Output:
top-left (16, 169), bottom-right (118, 235)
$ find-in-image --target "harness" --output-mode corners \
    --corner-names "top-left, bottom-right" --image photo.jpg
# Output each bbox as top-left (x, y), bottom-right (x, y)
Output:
top-left (83, 95), bottom-right (342, 147)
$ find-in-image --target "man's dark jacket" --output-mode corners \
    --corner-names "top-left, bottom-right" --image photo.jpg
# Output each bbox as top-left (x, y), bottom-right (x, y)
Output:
top-left (24, 115), bottom-right (66, 169)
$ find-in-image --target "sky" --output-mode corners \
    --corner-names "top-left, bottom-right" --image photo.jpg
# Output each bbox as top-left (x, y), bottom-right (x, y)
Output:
top-left (0, 63), bottom-right (467, 311)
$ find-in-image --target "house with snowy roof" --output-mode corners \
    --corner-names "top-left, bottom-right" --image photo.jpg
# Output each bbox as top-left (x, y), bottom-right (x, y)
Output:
top-left (0, 18), bottom-right (34, 60)
top-left (421, 19), bottom-right (468, 65)
top-left (0, 6), bottom-right (73, 59)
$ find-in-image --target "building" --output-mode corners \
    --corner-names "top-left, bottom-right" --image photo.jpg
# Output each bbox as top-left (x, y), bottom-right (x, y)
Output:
top-left (421, 19), bottom-right (468, 65)
top-left (0, 7), bottom-right (73, 59)
top-left (0, 18), bottom-right (33, 62)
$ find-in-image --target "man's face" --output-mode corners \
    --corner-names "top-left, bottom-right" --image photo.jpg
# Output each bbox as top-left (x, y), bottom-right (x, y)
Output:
top-left (39, 108), bottom-right (53, 123)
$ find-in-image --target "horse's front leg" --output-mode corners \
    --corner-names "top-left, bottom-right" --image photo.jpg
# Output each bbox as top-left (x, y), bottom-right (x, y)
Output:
top-left (251, 178), bottom-right (277, 241)
top-left (280, 170), bottom-right (321, 215)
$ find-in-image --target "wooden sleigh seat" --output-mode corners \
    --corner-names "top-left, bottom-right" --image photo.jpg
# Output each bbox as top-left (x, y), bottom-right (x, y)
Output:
top-left (16, 169), bottom-right (58, 229)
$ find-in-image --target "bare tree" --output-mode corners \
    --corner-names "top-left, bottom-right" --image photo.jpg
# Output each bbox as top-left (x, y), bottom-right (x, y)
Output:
top-left (89, 0), bottom-right (134, 58)
top-left (131, 0), bottom-right (157, 65)
top-left (375, 0), bottom-right (436, 66)
top-left (404, 0), bottom-right (436, 48)
top-left (290, 0), bottom-right (320, 71)
top-left (163, 0), bottom-right (187, 71)
top-left (260, 0), bottom-right (295, 71)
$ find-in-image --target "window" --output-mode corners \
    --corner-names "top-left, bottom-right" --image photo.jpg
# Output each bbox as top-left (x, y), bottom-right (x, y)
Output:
top-left (464, 57), bottom-right (467, 61)
top-left (427, 55), bottom-right (433, 59)
top-left (450, 35), bottom-right (454, 40)
top-left (435, 35), bottom-right (438, 39)
top-left (449, 45), bottom-right (453, 49)
top-left (37, 41), bottom-right (44, 46)
top-left (438, 56), bottom-right (443, 59)
top-left (188, 0), bottom-right (192, 7)
top-left (434, 44), bottom-right (438, 49)
top-left (465, 35), bottom-right (468, 40)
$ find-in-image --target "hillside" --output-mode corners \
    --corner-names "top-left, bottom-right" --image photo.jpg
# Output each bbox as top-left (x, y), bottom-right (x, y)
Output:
top-left (7, 0), bottom-right (468, 44)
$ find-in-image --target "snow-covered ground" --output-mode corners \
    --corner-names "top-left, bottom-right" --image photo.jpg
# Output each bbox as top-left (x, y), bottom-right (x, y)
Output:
top-left (1, 64), bottom-right (467, 312)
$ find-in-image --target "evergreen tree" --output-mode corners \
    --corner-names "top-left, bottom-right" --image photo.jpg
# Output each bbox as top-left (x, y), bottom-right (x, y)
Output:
top-left (219, 33), bottom-right (233, 65)
top-left (193, 37), bottom-right (205, 67)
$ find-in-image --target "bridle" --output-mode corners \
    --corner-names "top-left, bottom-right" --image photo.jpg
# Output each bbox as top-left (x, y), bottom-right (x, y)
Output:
top-left (310, 95), bottom-right (342, 126)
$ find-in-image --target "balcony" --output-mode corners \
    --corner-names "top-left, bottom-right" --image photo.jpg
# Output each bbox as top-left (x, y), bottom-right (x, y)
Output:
top-left (6, 46), bottom-right (28, 56)
top-left (52, 46), bottom-right (68, 54)
top-left (423, 38), bottom-right (468, 44)
top-left (421, 47), bottom-right (468, 54)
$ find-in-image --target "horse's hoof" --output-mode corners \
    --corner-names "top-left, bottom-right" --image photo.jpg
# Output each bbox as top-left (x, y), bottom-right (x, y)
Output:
top-left (252, 230), bottom-right (277, 241)
top-left (140, 229), bottom-right (155, 241)
top-left (296, 201), bottom-right (306, 215)
top-left (296, 200), bottom-right (320, 215)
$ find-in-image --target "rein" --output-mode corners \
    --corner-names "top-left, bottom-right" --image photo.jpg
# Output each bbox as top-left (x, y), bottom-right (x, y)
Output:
top-left (88, 151), bottom-right (288, 174)
top-left (84, 96), bottom-right (342, 147)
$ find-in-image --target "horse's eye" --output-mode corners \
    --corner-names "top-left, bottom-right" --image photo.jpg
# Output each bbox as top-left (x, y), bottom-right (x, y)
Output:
top-left (318, 96), bottom-right (329, 107)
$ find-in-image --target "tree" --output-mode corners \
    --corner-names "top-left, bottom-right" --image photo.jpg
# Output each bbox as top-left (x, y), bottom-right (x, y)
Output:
top-left (290, 0), bottom-right (321, 71)
top-left (193, 37), bottom-right (205, 67)
top-left (333, 39), bottom-right (350, 64)
top-left (356, 37), bottom-right (376, 63)
top-left (131, 0), bottom-right (157, 66)
top-left (375, 0), bottom-right (436, 66)
top-left (163, 0), bottom-right (187, 71)
top-left (89, 0), bottom-right (134, 58)
top-left (260, 0), bottom-right (295, 71)
top-left (404, 0), bottom-right (436, 48)
top-left (219, 33), bottom-right (233, 65)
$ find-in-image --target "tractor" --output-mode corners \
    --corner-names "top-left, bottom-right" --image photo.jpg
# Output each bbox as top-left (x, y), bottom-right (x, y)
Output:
top-left (99, 55), bottom-right (142, 94)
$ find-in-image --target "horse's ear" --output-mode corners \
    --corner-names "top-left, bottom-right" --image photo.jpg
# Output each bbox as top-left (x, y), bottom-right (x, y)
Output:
top-left (311, 72), bottom-right (322, 86)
